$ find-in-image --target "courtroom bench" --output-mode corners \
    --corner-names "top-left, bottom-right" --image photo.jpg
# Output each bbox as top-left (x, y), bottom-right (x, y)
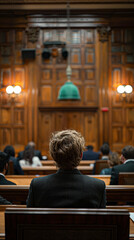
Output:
top-left (0, 205), bottom-right (133, 240)
top-left (5, 208), bottom-right (129, 240)
top-left (0, 185), bottom-right (134, 205)
top-left (0, 205), bottom-right (134, 240)
top-left (107, 205), bottom-right (134, 239)
top-left (0, 205), bottom-right (26, 240)
top-left (22, 165), bottom-right (93, 175)
top-left (41, 160), bottom-right (95, 166)
top-left (6, 175), bottom-right (111, 186)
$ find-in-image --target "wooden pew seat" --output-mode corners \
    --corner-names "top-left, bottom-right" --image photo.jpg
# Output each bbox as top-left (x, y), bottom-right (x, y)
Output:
top-left (5, 208), bottom-right (129, 240)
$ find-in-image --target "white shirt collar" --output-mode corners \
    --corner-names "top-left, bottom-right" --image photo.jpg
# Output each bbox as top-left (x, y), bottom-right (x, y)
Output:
top-left (0, 173), bottom-right (5, 177)
top-left (124, 159), bottom-right (134, 164)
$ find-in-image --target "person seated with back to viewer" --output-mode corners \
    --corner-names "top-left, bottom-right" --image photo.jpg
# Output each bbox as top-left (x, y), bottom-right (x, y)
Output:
top-left (0, 195), bottom-right (12, 205)
top-left (110, 145), bottom-right (134, 185)
top-left (100, 143), bottom-right (110, 160)
top-left (100, 152), bottom-right (120, 175)
top-left (27, 129), bottom-right (106, 208)
top-left (17, 141), bottom-right (43, 161)
top-left (4, 145), bottom-right (24, 175)
top-left (19, 145), bottom-right (42, 167)
top-left (82, 145), bottom-right (100, 160)
top-left (0, 151), bottom-right (16, 185)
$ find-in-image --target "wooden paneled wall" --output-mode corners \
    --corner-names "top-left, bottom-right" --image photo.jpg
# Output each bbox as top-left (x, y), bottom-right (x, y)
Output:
top-left (0, 12), bottom-right (134, 157)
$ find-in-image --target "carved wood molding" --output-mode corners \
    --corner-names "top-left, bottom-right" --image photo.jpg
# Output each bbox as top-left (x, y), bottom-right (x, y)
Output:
top-left (0, 0), bottom-right (134, 2)
top-left (25, 27), bottom-right (40, 43)
top-left (97, 26), bottom-right (111, 42)
top-left (39, 106), bottom-right (98, 112)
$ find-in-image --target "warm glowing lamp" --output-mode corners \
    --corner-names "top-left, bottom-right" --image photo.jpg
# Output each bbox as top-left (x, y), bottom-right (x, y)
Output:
top-left (14, 86), bottom-right (21, 94)
top-left (6, 85), bottom-right (14, 94)
top-left (117, 85), bottom-right (125, 94)
top-left (124, 85), bottom-right (133, 94)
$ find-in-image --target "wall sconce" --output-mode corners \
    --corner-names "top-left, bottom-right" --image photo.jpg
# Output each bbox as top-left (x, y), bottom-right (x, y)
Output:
top-left (6, 85), bottom-right (22, 96)
top-left (117, 85), bottom-right (133, 96)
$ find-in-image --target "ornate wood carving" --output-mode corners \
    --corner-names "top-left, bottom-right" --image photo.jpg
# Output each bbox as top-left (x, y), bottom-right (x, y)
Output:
top-left (25, 27), bottom-right (39, 43)
top-left (97, 26), bottom-right (111, 42)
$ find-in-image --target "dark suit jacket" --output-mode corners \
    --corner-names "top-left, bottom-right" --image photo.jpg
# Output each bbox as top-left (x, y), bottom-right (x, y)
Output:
top-left (17, 150), bottom-right (42, 161)
top-left (82, 150), bottom-right (100, 160)
top-left (9, 156), bottom-right (24, 175)
top-left (110, 160), bottom-right (134, 185)
top-left (27, 168), bottom-right (106, 208)
top-left (0, 195), bottom-right (12, 205)
top-left (0, 174), bottom-right (16, 185)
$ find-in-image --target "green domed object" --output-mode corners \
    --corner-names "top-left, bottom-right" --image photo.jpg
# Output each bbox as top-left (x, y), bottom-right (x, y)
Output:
top-left (58, 81), bottom-right (81, 100)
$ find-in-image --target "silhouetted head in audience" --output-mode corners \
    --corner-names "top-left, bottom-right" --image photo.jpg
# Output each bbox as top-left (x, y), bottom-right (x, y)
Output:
top-left (0, 151), bottom-right (9, 174)
top-left (3, 145), bottom-right (15, 157)
top-left (108, 152), bottom-right (120, 168)
top-left (49, 129), bottom-right (85, 169)
top-left (121, 145), bottom-right (134, 163)
top-left (28, 141), bottom-right (36, 150)
top-left (23, 145), bottom-right (34, 165)
top-left (86, 145), bottom-right (94, 151)
top-left (100, 143), bottom-right (110, 156)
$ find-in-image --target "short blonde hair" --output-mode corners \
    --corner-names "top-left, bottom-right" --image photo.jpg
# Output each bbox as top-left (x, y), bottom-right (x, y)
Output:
top-left (49, 129), bottom-right (85, 169)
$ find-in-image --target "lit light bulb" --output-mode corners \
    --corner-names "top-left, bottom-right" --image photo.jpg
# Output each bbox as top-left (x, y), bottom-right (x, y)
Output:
top-left (117, 85), bottom-right (125, 94)
top-left (6, 85), bottom-right (14, 94)
top-left (13, 86), bottom-right (21, 94)
top-left (124, 85), bottom-right (133, 94)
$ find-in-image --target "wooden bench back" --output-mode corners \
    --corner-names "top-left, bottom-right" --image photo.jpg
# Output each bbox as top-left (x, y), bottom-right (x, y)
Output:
top-left (119, 173), bottom-right (134, 185)
top-left (6, 175), bottom-right (111, 185)
top-left (94, 160), bottom-right (109, 174)
top-left (41, 160), bottom-right (96, 166)
top-left (5, 208), bottom-right (129, 240)
top-left (0, 185), bottom-right (134, 205)
top-left (0, 205), bottom-right (26, 240)
top-left (22, 165), bottom-right (93, 175)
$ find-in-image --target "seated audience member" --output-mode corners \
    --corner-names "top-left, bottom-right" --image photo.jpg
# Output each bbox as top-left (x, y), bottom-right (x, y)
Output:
top-left (100, 152), bottom-right (120, 175)
top-left (82, 145), bottom-right (100, 160)
top-left (110, 145), bottom-right (134, 185)
top-left (4, 145), bottom-right (24, 175)
top-left (27, 129), bottom-right (106, 208)
top-left (17, 141), bottom-right (43, 161)
top-left (100, 143), bottom-right (110, 160)
top-left (0, 195), bottom-right (12, 205)
top-left (19, 145), bottom-right (42, 167)
top-left (0, 152), bottom-right (16, 185)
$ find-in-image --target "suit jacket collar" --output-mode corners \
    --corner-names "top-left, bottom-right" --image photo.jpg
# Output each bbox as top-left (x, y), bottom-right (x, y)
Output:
top-left (0, 173), bottom-right (5, 178)
top-left (57, 168), bottom-right (82, 175)
top-left (124, 159), bottom-right (134, 164)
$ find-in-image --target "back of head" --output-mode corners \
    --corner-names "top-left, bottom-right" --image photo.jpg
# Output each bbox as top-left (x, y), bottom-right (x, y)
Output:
top-left (122, 145), bottom-right (134, 160)
top-left (86, 145), bottom-right (93, 151)
top-left (0, 151), bottom-right (9, 172)
top-left (28, 141), bottom-right (35, 149)
top-left (49, 129), bottom-right (85, 169)
top-left (100, 143), bottom-right (110, 155)
top-left (3, 145), bottom-right (15, 157)
top-left (23, 145), bottom-right (34, 164)
top-left (109, 152), bottom-right (120, 167)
